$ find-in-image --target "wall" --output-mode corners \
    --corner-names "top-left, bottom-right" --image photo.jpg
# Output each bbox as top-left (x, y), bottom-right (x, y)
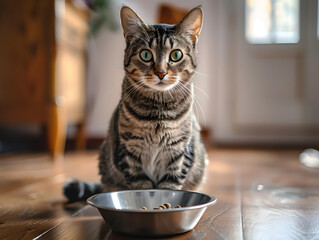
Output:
top-left (213, 0), bottom-right (319, 146)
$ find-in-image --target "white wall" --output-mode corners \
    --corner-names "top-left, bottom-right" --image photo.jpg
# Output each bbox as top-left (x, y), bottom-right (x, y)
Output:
top-left (86, 0), bottom-right (217, 137)
top-left (213, 0), bottom-right (319, 146)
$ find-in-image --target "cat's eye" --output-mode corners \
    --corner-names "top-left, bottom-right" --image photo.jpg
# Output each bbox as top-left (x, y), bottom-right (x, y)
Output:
top-left (140, 49), bottom-right (153, 62)
top-left (170, 50), bottom-right (183, 62)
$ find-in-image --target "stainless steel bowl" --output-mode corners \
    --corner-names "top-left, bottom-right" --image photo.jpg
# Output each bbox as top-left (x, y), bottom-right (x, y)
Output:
top-left (87, 189), bottom-right (217, 237)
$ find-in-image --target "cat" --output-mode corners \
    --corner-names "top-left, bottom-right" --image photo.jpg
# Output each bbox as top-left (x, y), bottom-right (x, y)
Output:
top-left (63, 6), bottom-right (208, 202)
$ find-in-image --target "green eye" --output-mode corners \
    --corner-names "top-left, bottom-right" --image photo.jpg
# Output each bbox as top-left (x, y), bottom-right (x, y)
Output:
top-left (140, 49), bottom-right (153, 62)
top-left (170, 49), bottom-right (183, 62)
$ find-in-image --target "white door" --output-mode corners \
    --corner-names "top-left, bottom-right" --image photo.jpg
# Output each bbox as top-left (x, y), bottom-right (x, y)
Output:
top-left (213, 0), bottom-right (319, 146)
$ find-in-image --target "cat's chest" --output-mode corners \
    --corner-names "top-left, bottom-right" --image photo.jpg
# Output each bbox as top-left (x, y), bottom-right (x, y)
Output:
top-left (141, 145), bottom-right (169, 184)
top-left (122, 125), bottom-right (181, 183)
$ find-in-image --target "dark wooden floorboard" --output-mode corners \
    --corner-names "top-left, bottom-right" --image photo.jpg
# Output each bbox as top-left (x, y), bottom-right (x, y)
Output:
top-left (0, 149), bottom-right (318, 240)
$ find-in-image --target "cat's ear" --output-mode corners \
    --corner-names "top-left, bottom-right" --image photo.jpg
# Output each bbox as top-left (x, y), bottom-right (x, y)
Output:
top-left (120, 6), bottom-right (148, 40)
top-left (176, 7), bottom-right (203, 44)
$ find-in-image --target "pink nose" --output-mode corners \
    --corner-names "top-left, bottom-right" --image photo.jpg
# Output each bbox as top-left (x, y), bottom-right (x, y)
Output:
top-left (155, 71), bottom-right (167, 80)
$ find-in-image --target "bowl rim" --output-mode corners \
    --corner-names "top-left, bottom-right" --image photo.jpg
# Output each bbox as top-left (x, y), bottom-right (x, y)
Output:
top-left (87, 189), bottom-right (217, 213)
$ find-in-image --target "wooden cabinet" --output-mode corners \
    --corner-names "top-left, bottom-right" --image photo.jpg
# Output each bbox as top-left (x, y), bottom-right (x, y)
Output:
top-left (0, 0), bottom-right (88, 156)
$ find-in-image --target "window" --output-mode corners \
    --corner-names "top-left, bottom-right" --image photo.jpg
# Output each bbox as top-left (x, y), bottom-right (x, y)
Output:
top-left (245, 0), bottom-right (299, 44)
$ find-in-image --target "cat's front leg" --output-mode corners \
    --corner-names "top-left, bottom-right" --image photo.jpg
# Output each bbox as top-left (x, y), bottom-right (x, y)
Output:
top-left (123, 165), bottom-right (155, 189)
top-left (128, 179), bottom-right (154, 189)
top-left (156, 152), bottom-right (190, 190)
top-left (157, 181), bottom-right (183, 190)
top-left (157, 172), bottom-right (186, 190)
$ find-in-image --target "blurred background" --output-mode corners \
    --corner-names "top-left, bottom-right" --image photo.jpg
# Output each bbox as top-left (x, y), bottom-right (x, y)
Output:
top-left (0, 0), bottom-right (318, 156)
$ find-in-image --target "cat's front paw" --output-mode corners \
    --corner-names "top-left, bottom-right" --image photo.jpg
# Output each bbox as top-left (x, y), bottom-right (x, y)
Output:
top-left (157, 182), bottom-right (183, 190)
top-left (129, 180), bottom-right (154, 189)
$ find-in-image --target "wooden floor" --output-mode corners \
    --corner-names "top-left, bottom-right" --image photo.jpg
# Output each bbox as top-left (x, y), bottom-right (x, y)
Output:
top-left (0, 148), bottom-right (318, 240)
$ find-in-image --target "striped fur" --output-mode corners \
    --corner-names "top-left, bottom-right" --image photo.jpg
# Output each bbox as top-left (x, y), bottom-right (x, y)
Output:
top-left (63, 6), bottom-right (207, 202)
top-left (99, 6), bottom-right (207, 191)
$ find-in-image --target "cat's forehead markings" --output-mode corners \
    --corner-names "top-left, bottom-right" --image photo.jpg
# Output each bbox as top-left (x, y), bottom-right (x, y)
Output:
top-left (150, 37), bottom-right (156, 50)
top-left (164, 37), bottom-right (171, 49)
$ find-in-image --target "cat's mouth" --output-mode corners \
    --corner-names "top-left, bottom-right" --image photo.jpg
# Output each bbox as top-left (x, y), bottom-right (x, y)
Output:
top-left (151, 81), bottom-right (176, 91)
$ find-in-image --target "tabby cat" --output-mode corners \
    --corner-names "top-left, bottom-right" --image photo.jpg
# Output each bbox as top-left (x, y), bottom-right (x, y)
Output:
top-left (64, 6), bottom-right (208, 202)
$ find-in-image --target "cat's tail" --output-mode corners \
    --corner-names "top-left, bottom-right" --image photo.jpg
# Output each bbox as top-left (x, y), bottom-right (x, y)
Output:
top-left (63, 178), bottom-right (102, 203)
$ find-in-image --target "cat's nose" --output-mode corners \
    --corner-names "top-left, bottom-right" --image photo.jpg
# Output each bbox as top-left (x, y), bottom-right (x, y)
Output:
top-left (155, 71), bottom-right (167, 80)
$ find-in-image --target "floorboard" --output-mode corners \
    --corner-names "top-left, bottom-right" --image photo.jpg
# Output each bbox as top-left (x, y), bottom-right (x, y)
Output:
top-left (0, 148), bottom-right (318, 240)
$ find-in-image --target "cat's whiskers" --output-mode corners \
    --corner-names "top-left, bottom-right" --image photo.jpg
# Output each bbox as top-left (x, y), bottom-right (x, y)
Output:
top-left (178, 83), bottom-right (207, 125)
top-left (192, 84), bottom-right (209, 98)
top-left (167, 88), bottom-right (174, 99)
top-left (174, 85), bottom-right (188, 104)
top-left (130, 81), bottom-right (146, 102)
top-left (176, 83), bottom-right (201, 123)
top-left (118, 84), bottom-right (139, 107)
top-left (121, 83), bottom-right (138, 97)
top-left (121, 77), bottom-right (145, 98)
top-left (176, 83), bottom-right (199, 120)
top-left (174, 83), bottom-right (187, 99)
top-left (114, 78), bottom-right (147, 114)
top-left (128, 79), bottom-right (161, 130)
top-left (190, 92), bottom-right (207, 126)
top-left (193, 70), bottom-right (210, 78)
top-left (175, 83), bottom-right (193, 104)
